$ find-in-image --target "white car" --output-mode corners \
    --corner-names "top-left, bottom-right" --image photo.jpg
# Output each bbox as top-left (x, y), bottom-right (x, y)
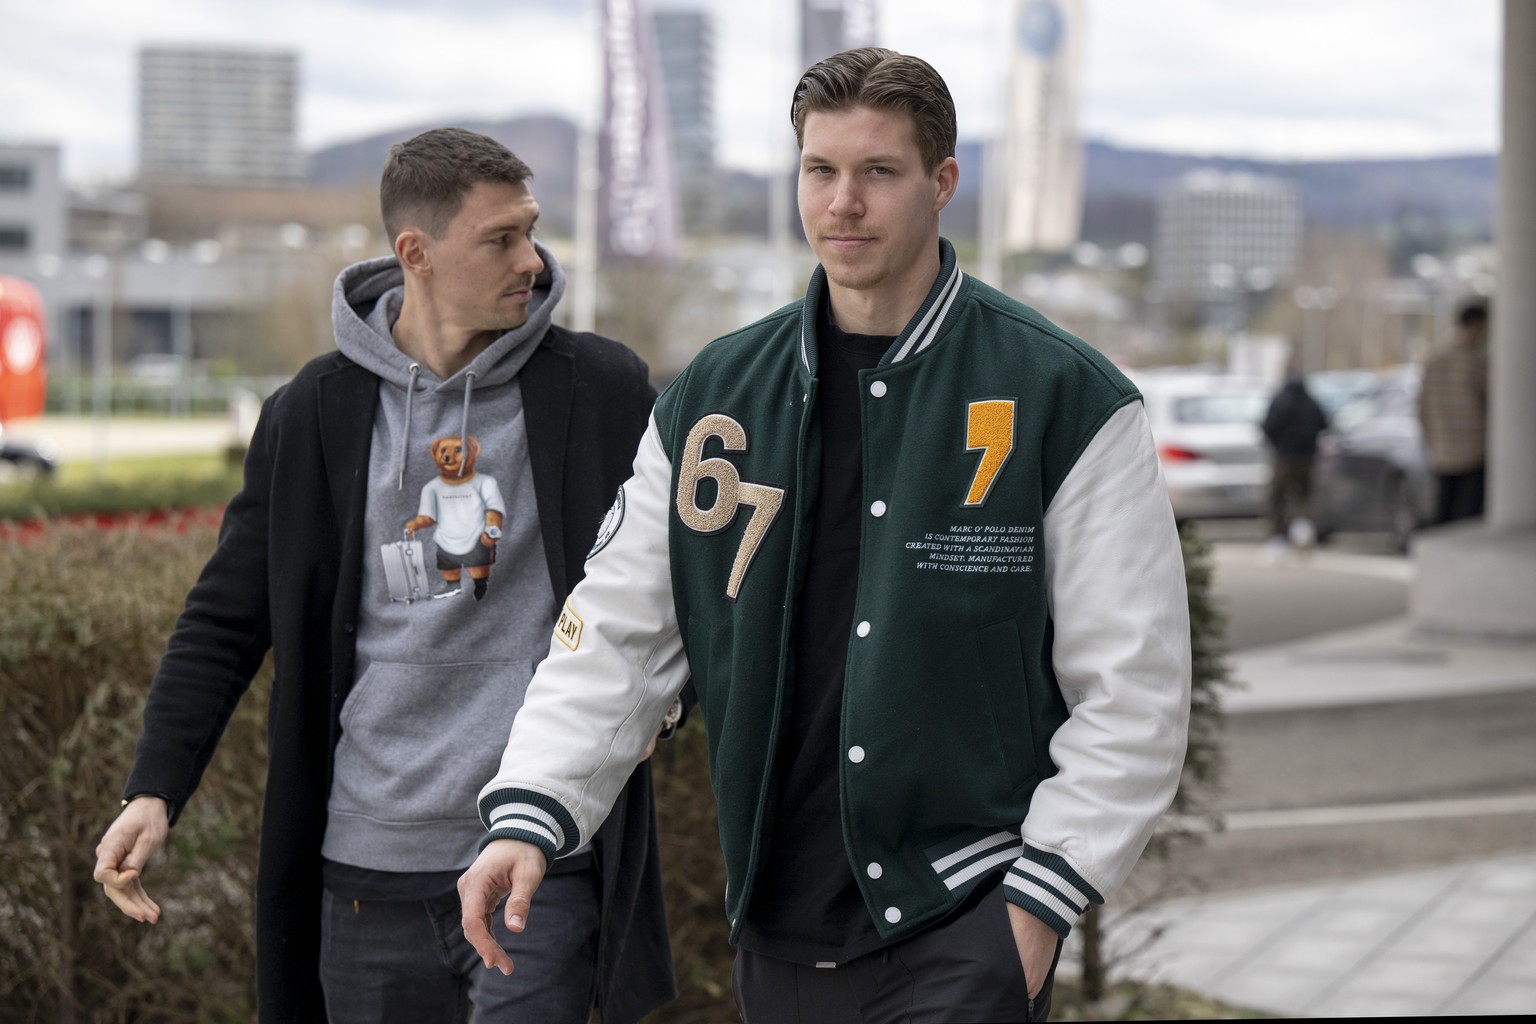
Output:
top-left (1127, 368), bottom-right (1273, 524)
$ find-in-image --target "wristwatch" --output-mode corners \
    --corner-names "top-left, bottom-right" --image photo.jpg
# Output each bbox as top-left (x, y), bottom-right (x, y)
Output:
top-left (483, 525), bottom-right (503, 540)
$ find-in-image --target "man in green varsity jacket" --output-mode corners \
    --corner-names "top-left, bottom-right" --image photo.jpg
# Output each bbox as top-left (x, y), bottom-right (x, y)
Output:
top-left (461, 48), bottom-right (1191, 1022)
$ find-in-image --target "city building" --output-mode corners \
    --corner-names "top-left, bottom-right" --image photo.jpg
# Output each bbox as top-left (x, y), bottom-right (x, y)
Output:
top-left (0, 144), bottom-right (67, 277)
top-left (1153, 169), bottom-right (1303, 331)
top-left (800, 0), bottom-right (879, 69)
top-left (652, 8), bottom-right (718, 237)
top-left (0, 139), bottom-right (376, 391)
top-left (138, 45), bottom-right (304, 186)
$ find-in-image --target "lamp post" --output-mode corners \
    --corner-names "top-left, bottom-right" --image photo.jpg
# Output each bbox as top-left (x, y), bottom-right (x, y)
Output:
top-left (83, 252), bottom-right (113, 474)
top-left (1293, 284), bottom-right (1338, 373)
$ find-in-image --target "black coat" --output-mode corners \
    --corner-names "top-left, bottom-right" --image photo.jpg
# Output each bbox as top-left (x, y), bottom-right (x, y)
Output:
top-left (1262, 379), bottom-right (1329, 457)
top-left (126, 329), bottom-right (676, 1023)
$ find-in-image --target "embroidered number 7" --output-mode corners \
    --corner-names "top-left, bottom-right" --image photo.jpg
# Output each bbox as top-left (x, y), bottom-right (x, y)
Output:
top-left (676, 414), bottom-right (786, 600)
top-left (964, 399), bottom-right (1016, 506)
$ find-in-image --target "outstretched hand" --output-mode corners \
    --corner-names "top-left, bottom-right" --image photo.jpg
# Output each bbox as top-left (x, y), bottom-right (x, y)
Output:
top-left (458, 839), bottom-right (549, 975)
top-left (94, 796), bottom-right (170, 924)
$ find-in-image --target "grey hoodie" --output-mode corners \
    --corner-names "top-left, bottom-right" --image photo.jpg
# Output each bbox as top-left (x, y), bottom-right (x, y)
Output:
top-left (320, 242), bottom-right (565, 872)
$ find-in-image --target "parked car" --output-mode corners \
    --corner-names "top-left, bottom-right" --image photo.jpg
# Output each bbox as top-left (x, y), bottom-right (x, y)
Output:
top-left (1311, 367), bottom-right (1433, 551)
top-left (1128, 369), bottom-right (1273, 524)
top-left (1307, 368), bottom-right (1384, 419)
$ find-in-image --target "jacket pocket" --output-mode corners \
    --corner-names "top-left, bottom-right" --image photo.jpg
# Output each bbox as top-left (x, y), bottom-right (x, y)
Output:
top-left (974, 617), bottom-right (1041, 796)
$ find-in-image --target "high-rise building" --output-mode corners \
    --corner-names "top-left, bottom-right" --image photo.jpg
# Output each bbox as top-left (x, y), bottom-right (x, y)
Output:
top-left (800, 0), bottom-right (880, 72)
top-left (1154, 169), bottom-right (1303, 330)
top-left (138, 45), bottom-right (303, 186)
top-left (652, 9), bottom-right (718, 237)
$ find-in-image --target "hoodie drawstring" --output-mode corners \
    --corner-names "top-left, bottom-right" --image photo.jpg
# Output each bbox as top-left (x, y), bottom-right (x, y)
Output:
top-left (397, 363), bottom-right (421, 490)
top-left (458, 372), bottom-right (477, 477)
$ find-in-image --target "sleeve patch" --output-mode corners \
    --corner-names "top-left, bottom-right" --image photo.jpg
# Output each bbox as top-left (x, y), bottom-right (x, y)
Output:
top-left (587, 485), bottom-right (626, 558)
top-left (554, 601), bottom-right (584, 651)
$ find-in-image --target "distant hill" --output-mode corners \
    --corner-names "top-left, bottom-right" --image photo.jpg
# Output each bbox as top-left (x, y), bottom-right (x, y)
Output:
top-left (307, 118), bottom-right (1495, 245)
top-left (1080, 139), bottom-right (1496, 246)
top-left (308, 115), bottom-right (578, 233)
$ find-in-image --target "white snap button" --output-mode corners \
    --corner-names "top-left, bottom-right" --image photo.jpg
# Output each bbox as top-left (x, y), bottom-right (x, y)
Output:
top-left (867, 862), bottom-right (883, 879)
top-left (856, 621), bottom-right (871, 637)
top-left (870, 500), bottom-right (887, 517)
top-left (848, 745), bottom-right (866, 763)
top-left (870, 380), bottom-right (887, 398)
top-left (885, 907), bottom-right (901, 924)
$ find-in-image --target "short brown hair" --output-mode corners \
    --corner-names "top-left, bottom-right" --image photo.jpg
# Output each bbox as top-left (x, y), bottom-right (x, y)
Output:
top-left (380, 128), bottom-right (533, 243)
top-left (789, 47), bottom-right (957, 173)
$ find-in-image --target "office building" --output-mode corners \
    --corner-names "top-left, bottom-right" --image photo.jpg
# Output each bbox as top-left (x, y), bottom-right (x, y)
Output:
top-left (801, 0), bottom-right (879, 70)
top-left (1154, 169), bottom-right (1303, 329)
top-left (652, 9), bottom-right (718, 237)
top-left (138, 45), bottom-right (303, 186)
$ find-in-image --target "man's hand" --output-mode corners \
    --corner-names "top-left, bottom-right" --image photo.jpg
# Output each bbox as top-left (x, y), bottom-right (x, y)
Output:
top-left (1006, 902), bottom-right (1059, 1000)
top-left (93, 796), bottom-right (170, 924)
top-left (458, 839), bottom-right (548, 976)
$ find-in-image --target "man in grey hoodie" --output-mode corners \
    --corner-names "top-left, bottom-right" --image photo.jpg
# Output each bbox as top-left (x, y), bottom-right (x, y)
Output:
top-left (91, 128), bottom-right (676, 1024)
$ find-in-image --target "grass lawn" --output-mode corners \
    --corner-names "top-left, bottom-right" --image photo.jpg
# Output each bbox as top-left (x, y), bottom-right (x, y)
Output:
top-left (0, 450), bottom-right (243, 521)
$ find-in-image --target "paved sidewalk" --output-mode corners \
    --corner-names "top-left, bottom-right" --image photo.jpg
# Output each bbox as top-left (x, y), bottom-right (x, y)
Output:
top-left (1105, 851), bottom-right (1536, 1016)
top-left (1069, 544), bottom-right (1536, 1017)
top-left (2, 413), bottom-right (249, 463)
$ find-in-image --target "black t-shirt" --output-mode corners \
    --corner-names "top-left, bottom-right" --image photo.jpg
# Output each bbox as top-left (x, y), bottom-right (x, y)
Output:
top-left (737, 307), bottom-right (894, 965)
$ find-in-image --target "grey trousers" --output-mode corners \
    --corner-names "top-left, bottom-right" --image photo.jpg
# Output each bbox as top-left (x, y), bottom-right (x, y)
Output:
top-left (733, 886), bottom-right (1062, 1023)
top-left (318, 862), bottom-right (600, 1024)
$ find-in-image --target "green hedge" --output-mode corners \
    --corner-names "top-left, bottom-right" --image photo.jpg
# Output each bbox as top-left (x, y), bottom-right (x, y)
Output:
top-left (0, 517), bottom-right (1228, 1022)
top-left (0, 470), bottom-right (243, 524)
top-left (0, 520), bottom-right (266, 1023)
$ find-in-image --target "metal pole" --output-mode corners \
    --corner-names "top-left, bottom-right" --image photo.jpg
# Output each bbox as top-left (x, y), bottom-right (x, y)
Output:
top-left (89, 255), bottom-right (112, 474)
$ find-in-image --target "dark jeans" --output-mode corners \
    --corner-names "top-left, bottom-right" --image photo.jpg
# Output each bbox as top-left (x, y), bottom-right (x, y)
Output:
top-left (1268, 455), bottom-right (1314, 538)
top-left (733, 886), bottom-right (1062, 1023)
top-left (1435, 466), bottom-right (1485, 525)
top-left (319, 861), bottom-right (599, 1024)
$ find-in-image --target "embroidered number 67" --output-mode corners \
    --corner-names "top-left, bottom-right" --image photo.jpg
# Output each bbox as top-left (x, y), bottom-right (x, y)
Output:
top-left (676, 414), bottom-right (786, 600)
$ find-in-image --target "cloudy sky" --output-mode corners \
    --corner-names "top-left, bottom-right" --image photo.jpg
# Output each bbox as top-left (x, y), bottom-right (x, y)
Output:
top-left (0, 0), bottom-right (1502, 185)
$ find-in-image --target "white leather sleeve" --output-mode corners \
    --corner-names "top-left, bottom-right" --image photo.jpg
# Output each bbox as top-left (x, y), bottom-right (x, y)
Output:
top-left (1009, 399), bottom-right (1191, 916)
top-left (477, 414), bottom-right (689, 854)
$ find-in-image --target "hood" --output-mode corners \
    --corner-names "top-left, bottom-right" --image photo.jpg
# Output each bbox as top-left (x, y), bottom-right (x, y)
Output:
top-left (330, 237), bottom-right (567, 393)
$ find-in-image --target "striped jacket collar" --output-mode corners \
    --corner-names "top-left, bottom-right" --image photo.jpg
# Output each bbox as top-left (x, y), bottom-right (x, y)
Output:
top-left (798, 237), bottom-right (966, 378)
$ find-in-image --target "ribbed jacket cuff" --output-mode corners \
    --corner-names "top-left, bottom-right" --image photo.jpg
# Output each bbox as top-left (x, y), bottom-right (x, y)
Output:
top-left (1002, 846), bottom-right (1104, 938)
top-left (477, 787), bottom-right (579, 859)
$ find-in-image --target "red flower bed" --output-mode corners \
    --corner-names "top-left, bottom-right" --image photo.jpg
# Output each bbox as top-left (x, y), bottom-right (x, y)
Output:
top-left (0, 505), bottom-right (226, 543)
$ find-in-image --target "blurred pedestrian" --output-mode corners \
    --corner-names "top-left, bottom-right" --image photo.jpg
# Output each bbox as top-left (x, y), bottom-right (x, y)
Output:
top-left (91, 128), bottom-right (676, 1024)
top-left (1261, 367), bottom-right (1329, 559)
top-left (1418, 299), bottom-right (1489, 524)
top-left (458, 47), bottom-right (1191, 1023)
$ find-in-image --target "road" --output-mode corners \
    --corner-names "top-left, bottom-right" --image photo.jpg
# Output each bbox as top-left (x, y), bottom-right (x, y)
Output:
top-left (1127, 518), bottom-right (1536, 901)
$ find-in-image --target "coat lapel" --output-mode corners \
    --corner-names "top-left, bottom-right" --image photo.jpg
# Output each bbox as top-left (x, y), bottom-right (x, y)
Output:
top-left (317, 362), bottom-right (377, 530)
top-left (521, 337), bottom-right (574, 601)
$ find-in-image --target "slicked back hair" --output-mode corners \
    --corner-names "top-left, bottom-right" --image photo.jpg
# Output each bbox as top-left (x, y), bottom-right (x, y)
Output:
top-left (380, 128), bottom-right (533, 243)
top-left (790, 47), bottom-right (957, 173)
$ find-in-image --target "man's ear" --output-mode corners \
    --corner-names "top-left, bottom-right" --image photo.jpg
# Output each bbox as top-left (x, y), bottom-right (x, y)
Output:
top-left (395, 228), bottom-right (431, 276)
top-left (932, 156), bottom-right (960, 214)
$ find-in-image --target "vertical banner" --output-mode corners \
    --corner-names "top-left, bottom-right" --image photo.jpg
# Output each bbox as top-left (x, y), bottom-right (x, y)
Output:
top-left (601, 0), bottom-right (679, 263)
top-left (0, 275), bottom-right (47, 422)
top-left (1002, 0), bottom-right (1084, 254)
